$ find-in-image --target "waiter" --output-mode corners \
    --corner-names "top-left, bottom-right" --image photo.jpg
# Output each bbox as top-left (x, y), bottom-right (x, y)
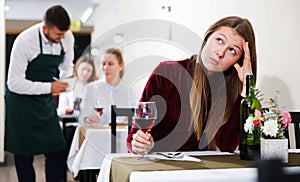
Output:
top-left (5, 5), bottom-right (74, 182)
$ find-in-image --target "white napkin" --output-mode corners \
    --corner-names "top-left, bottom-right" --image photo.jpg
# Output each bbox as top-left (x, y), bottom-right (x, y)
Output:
top-left (182, 151), bottom-right (234, 156)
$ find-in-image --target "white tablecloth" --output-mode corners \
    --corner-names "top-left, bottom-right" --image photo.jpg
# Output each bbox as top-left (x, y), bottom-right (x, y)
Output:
top-left (129, 166), bottom-right (300, 182)
top-left (97, 151), bottom-right (300, 182)
top-left (67, 126), bottom-right (128, 177)
top-left (130, 168), bottom-right (258, 182)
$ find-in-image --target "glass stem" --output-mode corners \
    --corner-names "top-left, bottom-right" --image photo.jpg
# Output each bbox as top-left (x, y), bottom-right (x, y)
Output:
top-left (144, 131), bottom-right (149, 158)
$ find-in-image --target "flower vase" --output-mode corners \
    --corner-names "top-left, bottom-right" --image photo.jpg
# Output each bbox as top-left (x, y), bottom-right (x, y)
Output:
top-left (260, 138), bottom-right (288, 163)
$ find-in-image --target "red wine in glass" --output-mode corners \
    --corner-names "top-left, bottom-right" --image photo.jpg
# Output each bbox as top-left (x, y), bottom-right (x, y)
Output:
top-left (135, 118), bottom-right (156, 132)
top-left (94, 107), bottom-right (103, 116)
top-left (134, 102), bottom-right (157, 160)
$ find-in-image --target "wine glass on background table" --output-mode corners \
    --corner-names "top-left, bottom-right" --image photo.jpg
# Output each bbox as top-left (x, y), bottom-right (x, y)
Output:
top-left (93, 83), bottom-right (104, 116)
top-left (134, 102), bottom-right (157, 160)
top-left (94, 97), bottom-right (104, 117)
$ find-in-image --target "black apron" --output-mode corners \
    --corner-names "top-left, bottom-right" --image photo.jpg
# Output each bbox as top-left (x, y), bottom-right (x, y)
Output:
top-left (5, 30), bottom-right (67, 155)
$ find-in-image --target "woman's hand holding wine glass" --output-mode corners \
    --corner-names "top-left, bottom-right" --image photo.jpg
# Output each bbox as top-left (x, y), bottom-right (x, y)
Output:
top-left (132, 130), bottom-right (154, 155)
top-left (132, 102), bottom-right (157, 160)
top-left (84, 97), bottom-right (104, 125)
top-left (84, 113), bottom-right (101, 125)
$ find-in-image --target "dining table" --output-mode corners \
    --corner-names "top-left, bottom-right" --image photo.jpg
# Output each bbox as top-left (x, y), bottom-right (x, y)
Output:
top-left (97, 150), bottom-right (300, 182)
top-left (67, 124), bottom-right (129, 178)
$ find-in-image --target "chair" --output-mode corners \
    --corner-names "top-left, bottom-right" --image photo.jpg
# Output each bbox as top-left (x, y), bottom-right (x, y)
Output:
top-left (76, 106), bottom-right (134, 182)
top-left (286, 112), bottom-right (300, 149)
top-left (111, 105), bottom-right (135, 153)
top-left (257, 159), bottom-right (300, 182)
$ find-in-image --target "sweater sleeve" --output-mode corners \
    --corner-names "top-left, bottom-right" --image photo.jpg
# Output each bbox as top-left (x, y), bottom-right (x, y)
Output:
top-left (127, 57), bottom-right (199, 152)
top-left (126, 62), bottom-right (171, 152)
top-left (214, 95), bottom-right (243, 152)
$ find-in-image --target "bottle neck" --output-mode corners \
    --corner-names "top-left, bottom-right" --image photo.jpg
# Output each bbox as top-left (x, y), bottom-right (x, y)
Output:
top-left (246, 75), bottom-right (255, 97)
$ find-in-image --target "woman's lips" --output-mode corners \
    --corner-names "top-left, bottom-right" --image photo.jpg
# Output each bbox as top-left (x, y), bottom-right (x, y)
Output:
top-left (209, 57), bottom-right (219, 65)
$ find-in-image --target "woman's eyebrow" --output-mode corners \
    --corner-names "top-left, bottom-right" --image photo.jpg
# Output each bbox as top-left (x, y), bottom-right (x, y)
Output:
top-left (219, 33), bottom-right (242, 51)
top-left (234, 45), bottom-right (241, 51)
top-left (219, 33), bottom-right (227, 40)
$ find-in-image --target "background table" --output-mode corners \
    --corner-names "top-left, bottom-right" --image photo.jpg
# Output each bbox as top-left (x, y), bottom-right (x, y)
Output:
top-left (97, 151), bottom-right (300, 182)
top-left (67, 125), bottom-right (128, 177)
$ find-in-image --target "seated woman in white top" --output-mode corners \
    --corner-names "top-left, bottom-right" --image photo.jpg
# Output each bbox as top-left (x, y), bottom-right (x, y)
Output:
top-left (79, 48), bottom-right (138, 125)
top-left (57, 56), bottom-right (98, 117)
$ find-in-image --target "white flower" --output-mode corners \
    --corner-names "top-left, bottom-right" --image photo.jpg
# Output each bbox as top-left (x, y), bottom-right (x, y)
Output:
top-left (244, 116), bottom-right (254, 134)
top-left (261, 119), bottom-right (279, 137)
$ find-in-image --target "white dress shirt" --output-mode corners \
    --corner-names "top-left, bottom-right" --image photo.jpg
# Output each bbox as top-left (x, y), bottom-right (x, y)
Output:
top-left (7, 22), bottom-right (74, 95)
top-left (79, 78), bottom-right (138, 125)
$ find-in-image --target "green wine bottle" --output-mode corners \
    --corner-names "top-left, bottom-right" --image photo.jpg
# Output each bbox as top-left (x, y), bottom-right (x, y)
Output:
top-left (239, 75), bottom-right (261, 160)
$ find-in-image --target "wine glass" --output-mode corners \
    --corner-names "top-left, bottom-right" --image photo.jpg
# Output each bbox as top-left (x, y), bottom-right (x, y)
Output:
top-left (134, 102), bottom-right (157, 160)
top-left (94, 97), bottom-right (104, 116)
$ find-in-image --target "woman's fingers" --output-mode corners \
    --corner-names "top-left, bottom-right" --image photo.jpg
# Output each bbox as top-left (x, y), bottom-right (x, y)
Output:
top-left (132, 137), bottom-right (147, 148)
top-left (84, 117), bottom-right (93, 124)
top-left (132, 130), bottom-right (154, 154)
top-left (243, 42), bottom-right (253, 74)
top-left (243, 42), bottom-right (250, 59)
top-left (234, 41), bottom-right (253, 85)
top-left (132, 142), bottom-right (145, 154)
top-left (132, 134), bottom-right (146, 154)
top-left (133, 130), bottom-right (150, 144)
top-left (84, 113), bottom-right (101, 124)
top-left (146, 133), bottom-right (154, 150)
top-left (233, 62), bottom-right (241, 73)
top-left (93, 112), bottom-right (102, 121)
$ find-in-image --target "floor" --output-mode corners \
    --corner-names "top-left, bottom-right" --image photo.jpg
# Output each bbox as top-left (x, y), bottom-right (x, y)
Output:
top-left (0, 152), bottom-right (78, 182)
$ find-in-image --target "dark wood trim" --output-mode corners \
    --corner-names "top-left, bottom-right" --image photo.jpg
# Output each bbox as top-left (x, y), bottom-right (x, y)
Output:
top-left (6, 19), bottom-right (93, 35)
top-left (0, 162), bottom-right (6, 167)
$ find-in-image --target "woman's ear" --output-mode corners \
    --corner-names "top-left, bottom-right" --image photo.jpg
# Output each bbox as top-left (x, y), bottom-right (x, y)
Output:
top-left (120, 63), bottom-right (124, 71)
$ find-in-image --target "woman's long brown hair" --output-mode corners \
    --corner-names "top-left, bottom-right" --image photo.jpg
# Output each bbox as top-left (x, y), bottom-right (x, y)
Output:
top-left (189, 16), bottom-right (257, 142)
top-left (72, 56), bottom-right (98, 82)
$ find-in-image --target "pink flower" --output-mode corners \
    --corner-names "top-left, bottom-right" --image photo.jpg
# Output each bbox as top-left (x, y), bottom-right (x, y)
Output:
top-left (253, 119), bottom-right (261, 126)
top-left (279, 110), bottom-right (292, 128)
top-left (254, 109), bottom-right (262, 117)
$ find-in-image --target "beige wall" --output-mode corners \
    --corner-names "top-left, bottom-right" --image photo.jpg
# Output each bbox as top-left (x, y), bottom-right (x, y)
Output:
top-left (92, 0), bottom-right (300, 111)
top-left (0, 0), bottom-right (5, 163)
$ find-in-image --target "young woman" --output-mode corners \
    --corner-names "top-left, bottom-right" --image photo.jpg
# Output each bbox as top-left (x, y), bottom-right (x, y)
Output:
top-left (57, 56), bottom-right (97, 116)
top-left (127, 16), bottom-right (257, 154)
top-left (79, 48), bottom-right (137, 125)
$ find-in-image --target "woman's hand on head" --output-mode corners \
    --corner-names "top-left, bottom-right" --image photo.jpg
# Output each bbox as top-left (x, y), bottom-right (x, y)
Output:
top-left (131, 130), bottom-right (154, 155)
top-left (234, 41), bottom-right (253, 86)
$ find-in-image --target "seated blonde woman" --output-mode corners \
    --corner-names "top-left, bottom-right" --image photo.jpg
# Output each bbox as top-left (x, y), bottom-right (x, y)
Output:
top-left (79, 48), bottom-right (138, 125)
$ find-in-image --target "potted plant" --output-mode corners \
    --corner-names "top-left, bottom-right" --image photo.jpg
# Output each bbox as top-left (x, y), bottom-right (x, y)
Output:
top-left (243, 90), bottom-right (292, 163)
